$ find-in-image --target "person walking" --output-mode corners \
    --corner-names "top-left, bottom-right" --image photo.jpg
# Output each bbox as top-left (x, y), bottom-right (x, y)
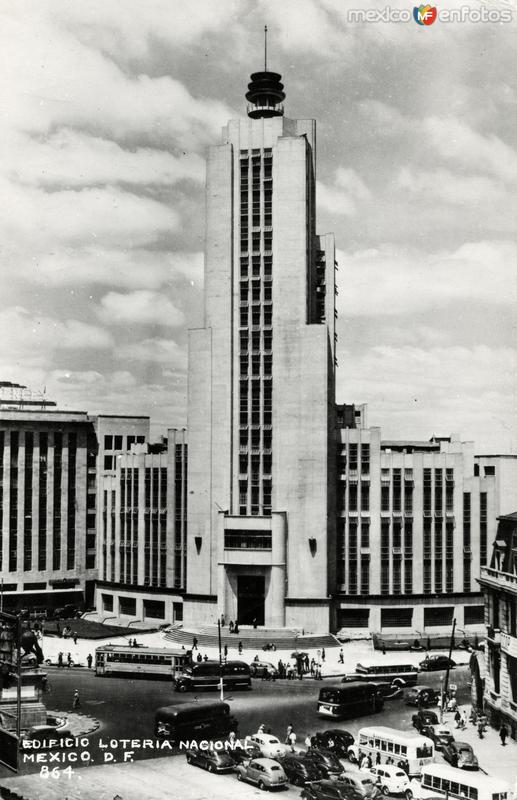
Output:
top-left (454, 709), bottom-right (462, 728)
top-left (203, 653), bottom-right (208, 661)
top-left (73, 631), bottom-right (78, 645)
top-left (253, 617), bottom-right (257, 629)
top-left (310, 658), bottom-right (315, 676)
top-left (339, 648), bottom-right (344, 664)
top-left (196, 652), bottom-right (202, 663)
top-left (66, 652), bottom-right (72, 669)
top-left (461, 710), bottom-right (468, 730)
top-left (285, 724), bottom-right (293, 745)
top-left (229, 620), bottom-right (234, 634)
top-left (288, 729), bottom-right (297, 753)
top-left (57, 652), bottom-right (63, 669)
top-left (192, 636), bottom-right (198, 650)
top-left (477, 718), bottom-right (484, 739)
top-left (375, 751), bottom-right (381, 765)
top-left (87, 653), bottom-right (93, 669)
top-left (238, 641), bottom-right (243, 655)
top-left (234, 621), bottom-right (239, 635)
top-left (72, 689), bottom-right (80, 710)
top-left (499, 723), bottom-right (508, 746)
top-left (305, 734), bottom-right (312, 749)
top-left (321, 647), bottom-right (326, 662)
top-left (223, 644), bottom-right (228, 661)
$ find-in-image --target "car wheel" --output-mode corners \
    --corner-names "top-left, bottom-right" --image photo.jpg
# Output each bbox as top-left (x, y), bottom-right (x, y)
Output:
top-left (405, 790), bottom-right (413, 800)
top-left (186, 754), bottom-right (192, 764)
top-left (177, 683), bottom-right (188, 692)
top-left (421, 692), bottom-right (430, 704)
top-left (237, 772), bottom-right (243, 781)
top-left (348, 752), bottom-right (357, 763)
top-left (208, 764), bottom-right (214, 773)
top-left (382, 786), bottom-right (390, 796)
top-left (258, 780), bottom-right (266, 791)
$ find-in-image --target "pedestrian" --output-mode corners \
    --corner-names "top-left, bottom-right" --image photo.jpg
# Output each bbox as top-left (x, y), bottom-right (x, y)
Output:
top-left (220, 614), bottom-right (225, 627)
top-left (203, 654), bottom-right (208, 661)
top-left (57, 652), bottom-right (63, 669)
top-left (56, 621), bottom-right (61, 638)
top-left (72, 689), bottom-right (80, 709)
top-left (461, 711), bottom-right (468, 729)
top-left (288, 730), bottom-right (297, 753)
top-left (228, 730), bottom-right (236, 745)
top-left (224, 644), bottom-right (228, 660)
top-left (196, 653), bottom-right (202, 663)
top-left (454, 709), bottom-right (461, 728)
top-left (234, 621), bottom-right (239, 635)
top-left (361, 753), bottom-right (370, 770)
top-left (238, 641), bottom-right (243, 655)
top-left (382, 644), bottom-right (386, 656)
top-left (303, 654), bottom-right (309, 672)
top-left (87, 653), bottom-right (93, 669)
top-left (253, 617), bottom-right (257, 629)
top-left (258, 723), bottom-right (265, 734)
top-left (192, 636), bottom-right (198, 650)
top-left (229, 620), bottom-right (234, 633)
top-left (499, 723), bottom-right (508, 746)
top-left (321, 647), bottom-right (326, 662)
top-left (67, 652), bottom-right (72, 669)
top-left (305, 734), bottom-right (312, 749)
top-left (310, 658), bottom-right (315, 676)
top-left (339, 648), bottom-right (344, 664)
top-left (375, 752), bottom-right (381, 765)
top-left (285, 724), bottom-right (293, 744)
top-left (73, 631), bottom-right (78, 645)
top-left (477, 718), bottom-right (484, 739)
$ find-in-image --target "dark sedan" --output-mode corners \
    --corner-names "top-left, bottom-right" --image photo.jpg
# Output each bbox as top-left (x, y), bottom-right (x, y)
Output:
top-left (249, 661), bottom-right (279, 679)
top-left (185, 747), bottom-right (235, 773)
top-left (412, 709), bottom-right (439, 732)
top-left (301, 780), bottom-right (364, 800)
top-left (229, 743), bottom-right (262, 766)
top-left (405, 686), bottom-right (440, 707)
top-left (279, 753), bottom-right (325, 786)
top-left (421, 724), bottom-right (454, 751)
top-left (303, 746), bottom-right (344, 777)
top-left (442, 741), bottom-right (479, 770)
top-left (312, 729), bottom-right (355, 758)
top-left (419, 655), bottom-right (456, 671)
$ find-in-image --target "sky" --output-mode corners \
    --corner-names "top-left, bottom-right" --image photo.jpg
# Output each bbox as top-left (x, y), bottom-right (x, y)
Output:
top-left (1, 0), bottom-right (517, 451)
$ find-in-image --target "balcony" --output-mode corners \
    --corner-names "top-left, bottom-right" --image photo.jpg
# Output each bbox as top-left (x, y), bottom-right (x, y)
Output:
top-left (480, 566), bottom-right (517, 596)
top-left (487, 626), bottom-right (501, 646)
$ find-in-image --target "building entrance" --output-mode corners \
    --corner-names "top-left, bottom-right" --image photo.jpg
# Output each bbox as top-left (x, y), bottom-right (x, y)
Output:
top-left (237, 575), bottom-right (265, 626)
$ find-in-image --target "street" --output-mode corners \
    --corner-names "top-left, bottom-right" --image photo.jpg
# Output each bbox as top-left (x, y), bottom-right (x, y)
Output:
top-left (3, 663), bottom-right (472, 778)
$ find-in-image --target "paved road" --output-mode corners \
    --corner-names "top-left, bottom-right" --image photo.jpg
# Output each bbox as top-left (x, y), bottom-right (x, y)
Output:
top-left (0, 663), bottom-right (472, 779)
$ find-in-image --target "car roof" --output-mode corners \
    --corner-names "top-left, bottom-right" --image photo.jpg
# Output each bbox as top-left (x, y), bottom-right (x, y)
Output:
top-left (252, 757), bottom-right (282, 766)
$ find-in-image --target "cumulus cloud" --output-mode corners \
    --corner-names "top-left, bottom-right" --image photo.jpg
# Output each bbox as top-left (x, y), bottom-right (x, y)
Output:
top-left (98, 290), bottom-right (185, 327)
top-left (317, 168), bottom-right (370, 217)
top-left (120, 337), bottom-right (187, 368)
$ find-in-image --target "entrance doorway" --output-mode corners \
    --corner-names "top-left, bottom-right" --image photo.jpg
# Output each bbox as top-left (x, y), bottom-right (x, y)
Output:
top-left (237, 575), bottom-right (265, 626)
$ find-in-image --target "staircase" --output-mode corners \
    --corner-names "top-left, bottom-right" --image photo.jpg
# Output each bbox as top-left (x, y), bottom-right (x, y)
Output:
top-left (163, 624), bottom-right (340, 651)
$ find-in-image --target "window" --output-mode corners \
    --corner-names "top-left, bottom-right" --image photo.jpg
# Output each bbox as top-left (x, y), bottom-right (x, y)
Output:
top-left (119, 596), bottom-right (137, 616)
top-left (104, 435), bottom-right (113, 450)
top-left (424, 606), bottom-right (453, 627)
top-left (224, 530), bottom-right (272, 549)
top-left (102, 594), bottom-right (114, 612)
top-left (337, 608), bottom-right (369, 628)
top-left (381, 608), bottom-right (413, 628)
top-left (464, 606), bottom-right (484, 625)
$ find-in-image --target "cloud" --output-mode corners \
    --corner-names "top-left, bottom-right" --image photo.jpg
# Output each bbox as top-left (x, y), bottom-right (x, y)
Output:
top-left (119, 337), bottom-right (187, 368)
top-left (5, 130), bottom-right (205, 188)
top-left (98, 290), bottom-right (185, 327)
top-left (396, 167), bottom-right (503, 206)
top-left (317, 168), bottom-right (370, 217)
top-left (336, 240), bottom-right (517, 317)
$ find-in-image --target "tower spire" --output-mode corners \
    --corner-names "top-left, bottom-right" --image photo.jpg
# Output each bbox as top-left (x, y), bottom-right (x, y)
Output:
top-left (246, 26), bottom-right (285, 119)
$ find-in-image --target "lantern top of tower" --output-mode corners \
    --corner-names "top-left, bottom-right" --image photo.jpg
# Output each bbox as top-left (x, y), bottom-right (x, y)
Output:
top-left (246, 26), bottom-right (285, 119)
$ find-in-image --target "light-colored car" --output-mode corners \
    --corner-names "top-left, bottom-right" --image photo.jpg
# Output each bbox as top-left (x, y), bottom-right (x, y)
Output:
top-left (336, 771), bottom-right (382, 799)
top-left (246, 732), bottom-right (288, 759)
top-left (235, 757), bottom-right (288, 790)
top-left (368, 765), bottom-right (412, 797)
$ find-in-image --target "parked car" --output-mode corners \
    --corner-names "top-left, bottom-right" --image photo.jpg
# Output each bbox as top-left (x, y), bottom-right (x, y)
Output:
top-left (52, 605), bottom-right (81, 620)
top-left (419, 655), bottom-right (456, 672)
top-left (245, 732), bottom-right (287, 759)
top-left (185, 747), bottom-right (235, 773)
top-left (312, 729), bottom-right (355, 758)
top-left (303, 746), bottom-right (344, 778)
top-left (405, 686), bottom-right (440, 707)
top-left (235, 757), bottom-right (288, 790)
top-left (441, 741), bottom-right (479, 770)
top-left (249, 661), bottom-right (279, 679)
top-left (411, 709), bottom-right (439, 732)
top-left (228, 743), bottom-right (262, 767)
top-left (368, 765), bottom-right (412, 797)
top-left (301, 780), bottom-right (364, 800)
top-left (420, 724), bottom-right (454, 751)
top-left (279, 753), bottom-right (326, 785)
top-left (337, 772), bottom-right (381, 799)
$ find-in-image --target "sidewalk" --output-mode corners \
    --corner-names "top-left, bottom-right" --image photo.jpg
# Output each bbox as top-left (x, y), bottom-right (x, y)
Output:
top-left (439, 703), bottom-right (517, 787)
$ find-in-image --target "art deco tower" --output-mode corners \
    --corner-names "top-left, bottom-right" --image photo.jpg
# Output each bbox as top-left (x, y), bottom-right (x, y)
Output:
top-left (185, 63), bottom-right (337, 632)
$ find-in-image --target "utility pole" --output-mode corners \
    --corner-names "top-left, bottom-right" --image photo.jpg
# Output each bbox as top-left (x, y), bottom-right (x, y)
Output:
top-left (16, 615), bottom-right (21, 739)
top-left (217, 619), bottom-right (224, 701)
top-left (443, 618), bottom-right (456, 701)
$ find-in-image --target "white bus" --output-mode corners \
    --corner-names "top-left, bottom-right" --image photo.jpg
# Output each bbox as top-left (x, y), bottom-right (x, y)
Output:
top-left (95, 644), bottom-right (187, 679)
top-left (413, 764), bottom-right (510, 800)
top-left (348, 726), bottom-right (434, 778)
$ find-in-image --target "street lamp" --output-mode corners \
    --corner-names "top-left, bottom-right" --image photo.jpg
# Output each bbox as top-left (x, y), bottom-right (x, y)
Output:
top-left (217, 619), bottom-right (224, 701)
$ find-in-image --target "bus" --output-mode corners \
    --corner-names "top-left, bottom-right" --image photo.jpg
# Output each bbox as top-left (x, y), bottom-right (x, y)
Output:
top-left (348, 726), bottom-right (434, 778)
top-left (342, 663), bottom-right (419, 688)
top-left (413, 764), bottom-right (510, 800)
top-left (317, 682), bottom-right (384, 719)
top-left (154, 701), bottom-right (238, 744)
top-left (95, 645), bottom-right (187, 679)
top-left (175, 660), bottom-right (252, 692)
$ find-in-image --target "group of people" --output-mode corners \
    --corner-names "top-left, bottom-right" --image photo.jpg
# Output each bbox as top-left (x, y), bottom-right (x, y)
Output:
top-left (57, 652), bottom-right (74, 669)
top-left (56, 623), bottom-right (78, 643)
top-left (219, 616), bottom-right (240, 634)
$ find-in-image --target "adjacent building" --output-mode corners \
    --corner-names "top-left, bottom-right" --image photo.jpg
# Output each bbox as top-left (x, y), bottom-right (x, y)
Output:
top-left (0, 385), bottom-right (149, 610)
top-left (96, 431), bottom-right (187, 625)
top-left (335, 406), bottom-right (517, 638)
top-left (479, 512), bottom-right (517, 737)
top-left (185, 68), bottom-right (337, 631)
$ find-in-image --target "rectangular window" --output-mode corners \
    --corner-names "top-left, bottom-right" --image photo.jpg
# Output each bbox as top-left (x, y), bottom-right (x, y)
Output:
top-left (360, 555), bottom-right (370, 595)
top-left (337, 608), bottom-right (369, 628)
top-left (464, 606), bottom-right (484, 625)
top-left (381, 608), bottom-right (413, 628)
top-left (360, 522), bottom-right (369, 548)
top-left (424, 606), bottom-right (454, 627)
top-left (480, 492), bottom-right (487, 566)
top-left (381, 522), bottom-right (390, 595)
top-left (23, 432), bottom-right (33, 571)
top-left (348, 522), bottom-right (358, 594)
top-left (463, 492), bottom-right (471, 592)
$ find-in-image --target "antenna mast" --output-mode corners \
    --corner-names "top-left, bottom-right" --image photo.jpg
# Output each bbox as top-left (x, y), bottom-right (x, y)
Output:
top-left (264, 25), bottom-right (268, 71)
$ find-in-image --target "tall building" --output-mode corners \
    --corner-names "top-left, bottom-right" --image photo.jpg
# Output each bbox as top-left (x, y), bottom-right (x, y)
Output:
top-left (185, 68), bottom-right (337, 631)
top-left (479, 513), bottom-right (517, 737)
top-left (0, 387), bottom-right (149, 611)
top-left (96, 431), bottom-right (187, 625)
top-left (336, 408), bottom-right (517, 637)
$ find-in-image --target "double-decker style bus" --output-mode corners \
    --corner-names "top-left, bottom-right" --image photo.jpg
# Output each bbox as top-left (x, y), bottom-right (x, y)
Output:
top-left (348, 726), bottom-right (434, 778)
top-left (95, 645), bottom-right (187, 679)
top-left (317, 682), bottom-right (384, 719)
top-left (342, 663), bottom-right (419, 688)
top-left (414, 764), bottom-right (510, 800)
